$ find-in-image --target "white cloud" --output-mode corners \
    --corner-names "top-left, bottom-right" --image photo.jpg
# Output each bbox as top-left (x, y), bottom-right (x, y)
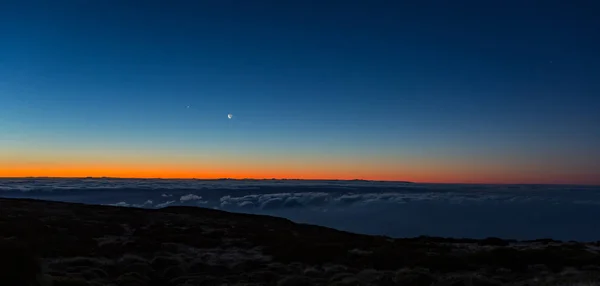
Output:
top-left (180, 194), bottom-right (203, 202)
top-left (4, 178), bottom-right (600, 241)
top-left (215, 190), bottom-right (570, 211)
top-left (155, 200), bottom-right (176, 208)
top-left (238, 201), bottom-right (255, 208)
top-left (133, 200), bottom-right (153, 208)
top-left (109, 202), bottom-right (130, 207)
top-left (261, 198), bottom-right (284, 209)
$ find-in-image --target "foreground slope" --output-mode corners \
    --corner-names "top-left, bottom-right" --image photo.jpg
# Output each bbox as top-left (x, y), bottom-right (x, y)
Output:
top-left (1, 198), bottom-right (600, 286)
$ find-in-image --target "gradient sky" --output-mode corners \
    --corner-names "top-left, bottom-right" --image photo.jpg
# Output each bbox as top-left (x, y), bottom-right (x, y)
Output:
top-left (1, 1), bottom-right (599, 184)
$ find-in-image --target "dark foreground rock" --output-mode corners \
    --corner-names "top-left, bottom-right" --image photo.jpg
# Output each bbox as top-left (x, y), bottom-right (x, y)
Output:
top-left (1, 197), bottom-right (600, 285)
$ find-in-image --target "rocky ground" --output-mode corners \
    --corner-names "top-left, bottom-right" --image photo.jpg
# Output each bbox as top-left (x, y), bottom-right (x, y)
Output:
top-left (1, 197), bottom-right (600, 286)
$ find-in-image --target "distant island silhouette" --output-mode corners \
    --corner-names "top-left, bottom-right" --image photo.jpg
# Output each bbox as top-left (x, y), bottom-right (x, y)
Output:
top-left (8, 177), bottom-right (415, 184)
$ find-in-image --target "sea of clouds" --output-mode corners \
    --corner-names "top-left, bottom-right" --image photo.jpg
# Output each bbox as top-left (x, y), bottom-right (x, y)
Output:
top-left (1, 178), bottom-right (600, 241)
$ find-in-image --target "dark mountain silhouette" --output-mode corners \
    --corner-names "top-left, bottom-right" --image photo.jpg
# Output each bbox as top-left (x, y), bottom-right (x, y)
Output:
top-left (1, 197), bottom-right (599, 285)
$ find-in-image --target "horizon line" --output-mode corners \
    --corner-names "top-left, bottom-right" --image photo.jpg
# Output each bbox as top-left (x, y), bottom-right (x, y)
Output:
top-left (0, 176), bottom-right (598, 187)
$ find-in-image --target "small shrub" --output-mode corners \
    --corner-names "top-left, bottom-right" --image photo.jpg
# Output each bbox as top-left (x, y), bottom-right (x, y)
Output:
top-left (356, 269), bottom-right (382, 282)
top-left (276, 275), bottom-right (313, 286)
top-left (81, 267), bottom-right (108, 280)
top-left (117, 254), bottom-right (147, 265)
top-left (150, 256), bottom-right (181, 271)
top-left (393, 268), bottom-right (436, 286)
top-left (329, 273), bottom-right (354, 282)
top-left (478, 237), bottom-right (510, 247)
top-left (162, 265), bottom-right (186, 280)
top-left (120, 263), bottom-right (153, 276)
top-left (0, 239), bottom-right (43, 286)
top-left (51, 257), bottom-right (111, 268)
top-left (303, 267), bottom-right (322, 277)
top-left (116, 272), bottom-right (149, 286)
top-left (51, 277), bottom-right (90, 286)
top-left (246, 270), bottom-right (279, 283)
top-left (168, 275), bottom-right (224, 285)
top-left (329, 276), bottom-right (363, 286)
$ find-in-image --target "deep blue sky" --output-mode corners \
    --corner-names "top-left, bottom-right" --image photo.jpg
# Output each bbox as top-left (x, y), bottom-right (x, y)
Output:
top-left (1, 1), bottom-right (599, 183)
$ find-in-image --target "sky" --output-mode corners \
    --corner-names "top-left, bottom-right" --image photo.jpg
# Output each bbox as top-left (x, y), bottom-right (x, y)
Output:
top-left (1, 1), bottom-right (599, 184)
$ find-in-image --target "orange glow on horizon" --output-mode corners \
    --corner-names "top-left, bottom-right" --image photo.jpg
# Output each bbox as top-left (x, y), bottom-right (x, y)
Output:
top-left (1, 163), bottom-right (599, 185)
top-left (2, 149), bottom-right (599, 185)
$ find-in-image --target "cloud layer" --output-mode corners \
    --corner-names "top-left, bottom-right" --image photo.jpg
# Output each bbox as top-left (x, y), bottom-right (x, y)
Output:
top-left (2, 178), bottom-right (600, 241)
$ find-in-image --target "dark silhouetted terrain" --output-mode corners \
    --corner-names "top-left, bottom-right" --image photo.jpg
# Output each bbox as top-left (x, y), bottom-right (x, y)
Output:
top-left (1, 197), bottom-right (600, 285)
